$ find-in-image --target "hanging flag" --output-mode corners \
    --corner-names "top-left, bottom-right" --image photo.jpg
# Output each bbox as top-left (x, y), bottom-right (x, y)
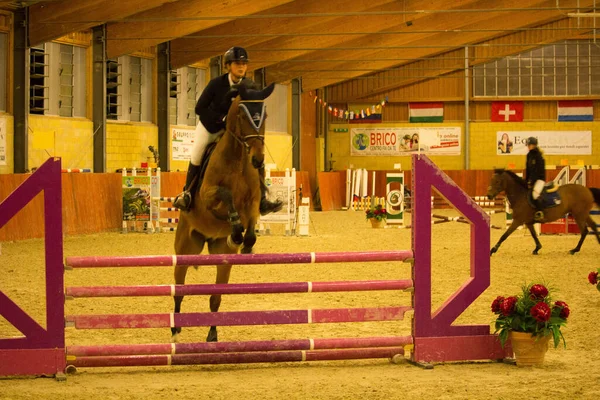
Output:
top-left (361, 110), bottom-right (366, 118)
top-left (365, 107), bottom-right (371, 117)
top-left (491, 101), bottom-right (523, 122)
top-left (557, 100), bottom-right (593, 121)
top-left (408, 102), bottom-right (444, 123)
top-left (344, 111), bottom-right (349, 119)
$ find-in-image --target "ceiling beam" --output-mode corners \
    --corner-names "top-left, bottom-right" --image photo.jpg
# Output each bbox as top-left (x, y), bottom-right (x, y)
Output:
top-left (271, 0), bottom-right (596, 90)
top-left (244, 0), bottom-right (480, 73)
top-left (106, 0), bottom-right (293, 59)
top-left (169, 0), bottom-right (396, 69)
top-left (29, 0), bottom-right (176, 46)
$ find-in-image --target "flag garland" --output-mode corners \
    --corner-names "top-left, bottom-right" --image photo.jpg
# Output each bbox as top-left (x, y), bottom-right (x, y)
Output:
top-left (309, 91), bottom-right (388, 120)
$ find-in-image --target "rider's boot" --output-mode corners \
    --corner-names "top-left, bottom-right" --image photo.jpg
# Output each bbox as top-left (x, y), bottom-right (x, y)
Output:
top-left (173, 163), bottom-right (202, 212)
top-left (258, 165), bottom-right (283, 215)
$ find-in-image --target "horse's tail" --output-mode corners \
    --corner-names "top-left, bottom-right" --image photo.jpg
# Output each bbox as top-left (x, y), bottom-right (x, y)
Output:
top-left (590, 187), bottom-right (600, 206)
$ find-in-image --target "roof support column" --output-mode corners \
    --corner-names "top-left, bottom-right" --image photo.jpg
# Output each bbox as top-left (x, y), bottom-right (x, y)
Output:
top-left (13, 8), bottom-right (27, 173)
top-left (92, 25), bottom-right (106, 172)
top-left (157, 42), bottom-right (170, 171)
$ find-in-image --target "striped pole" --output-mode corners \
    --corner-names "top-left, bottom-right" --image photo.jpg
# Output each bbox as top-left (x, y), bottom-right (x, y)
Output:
top-left (65, 279), bottom-right (414, 298)
top-left (67, 336), bottom-right (413, 357)
top-left (65, 306), bottom-right (412, 329)
top-left (65, 250), bottom-right (414, 269)
top-left (67, 347), bottom-right (406, 368)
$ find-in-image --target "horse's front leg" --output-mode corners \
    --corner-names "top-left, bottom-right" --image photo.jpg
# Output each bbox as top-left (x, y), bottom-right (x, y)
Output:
top-left (241, 216), bottom-right (258, 254)
top-left (491, 220), bottom-right (522, 256)
top-left (214, 186), bottom-right (244, 247)
top-left (525, 223), bottom-right (542, 255)
top-left (206, 238), bottom-right (234, 343)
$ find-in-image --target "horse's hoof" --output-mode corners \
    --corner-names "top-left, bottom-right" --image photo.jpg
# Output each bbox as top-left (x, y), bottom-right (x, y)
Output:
top-left (569, 249), bottom-right (578, 255)
top-left (532, 250), bottom-right (539, 255)
top-left (206, 327), bottom-right (218, 342)
top-left (241, 246), bottom-right (254, 254)
top-left (490, 247), bottom-right (497, 256)
top-left (171, 332), bottom-right (179, 343)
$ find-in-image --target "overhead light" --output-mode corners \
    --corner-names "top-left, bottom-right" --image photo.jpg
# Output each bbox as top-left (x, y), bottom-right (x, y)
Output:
top-left (567, 13), bottom-right (600, 17)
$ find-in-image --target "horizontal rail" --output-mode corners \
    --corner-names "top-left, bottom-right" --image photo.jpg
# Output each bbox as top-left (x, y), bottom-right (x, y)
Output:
top-left (65, 306), bottom-right (412, 329)
top-left (67, 336), bottom-right (413, 356)
top-left (65, 250), bottom-right (414, 269)
top-left (65, 279), bottom-right (414, 298)
top-left (67, 347), bottom-right (405, 368)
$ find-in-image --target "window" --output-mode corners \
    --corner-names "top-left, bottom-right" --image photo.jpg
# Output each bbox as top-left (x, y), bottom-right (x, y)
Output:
top-left (29, 42), bottom-right (86, 116)
top-left (473, 40), bottom-right (600, 97)
top-left (0, 32), bottom-right (7, 111)
top-left (107, 56), bottom-right (152, 122)
top-left (169, 66), bottom-right (205, 126)
top-left (264, 83), bottom-right (288, 133)
top-left (29, 46), bottom-right (48, 114)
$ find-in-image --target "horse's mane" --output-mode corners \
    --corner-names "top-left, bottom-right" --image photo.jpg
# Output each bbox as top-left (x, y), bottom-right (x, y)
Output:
top-left (494, 168), bottom-right (528, 189)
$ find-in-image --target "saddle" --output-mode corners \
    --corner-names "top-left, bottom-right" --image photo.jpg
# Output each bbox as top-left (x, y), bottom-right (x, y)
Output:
top-left (528, 182), bottom-right (562, 209)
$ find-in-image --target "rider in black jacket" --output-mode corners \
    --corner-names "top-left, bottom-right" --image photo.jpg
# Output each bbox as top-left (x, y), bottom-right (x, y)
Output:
top-left (173, 47), bottom-right (282, 214)
top-left (525, 137), bottom-right (546, 221)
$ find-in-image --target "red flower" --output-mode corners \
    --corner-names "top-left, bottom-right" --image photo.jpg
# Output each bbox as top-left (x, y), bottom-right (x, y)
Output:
top-left (529, 284), bottom-right (549, 299)
top-left (500, 296), bottom-right (517, 316)
top-left (491, 296), bottom-right (504, 313)
top-left (530, 301), bottom-right (552, 322)
top-left (554, 300), bottom-right (570, 319)
top-left (589, 271), bottom-right (598, 285)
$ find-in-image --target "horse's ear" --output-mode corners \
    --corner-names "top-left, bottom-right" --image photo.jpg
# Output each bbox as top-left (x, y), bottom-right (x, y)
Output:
top-left (260, 83), bottom-right (275, 100)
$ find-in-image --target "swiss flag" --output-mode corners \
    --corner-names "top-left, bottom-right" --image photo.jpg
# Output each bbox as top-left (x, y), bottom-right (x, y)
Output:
top-left (491, 101), bottom-right (523, 122)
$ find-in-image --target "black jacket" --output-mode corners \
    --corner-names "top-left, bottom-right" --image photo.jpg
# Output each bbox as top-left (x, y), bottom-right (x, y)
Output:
top-left (195, 74), bottom-right (250, 134)
top-left (525, 148), bottom-right (546, 186)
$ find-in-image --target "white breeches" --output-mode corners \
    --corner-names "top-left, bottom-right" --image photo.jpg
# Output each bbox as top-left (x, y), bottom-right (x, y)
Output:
top-left (190, 122), bottom-right (223, 165)
top-left (532, 180), bottom-right (545, 199)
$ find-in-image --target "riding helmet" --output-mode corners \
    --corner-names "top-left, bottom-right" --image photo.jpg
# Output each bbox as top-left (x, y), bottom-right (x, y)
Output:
top-left (526, 136), bottom-right (538, 146)
top-left (224, 47), bottom-right (249, 64)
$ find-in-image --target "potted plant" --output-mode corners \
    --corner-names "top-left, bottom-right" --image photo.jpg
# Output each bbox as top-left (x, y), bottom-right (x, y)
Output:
top-left (365, 204), bottom-right (387, 228)
top-left (589, 268), bottom-right (600, 291)
top-left (491, 283), bottom-right (569, 366)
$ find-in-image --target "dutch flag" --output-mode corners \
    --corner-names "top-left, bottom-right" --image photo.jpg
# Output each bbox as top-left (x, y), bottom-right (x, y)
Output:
top-left (557, 100), bottom-right (593, 122)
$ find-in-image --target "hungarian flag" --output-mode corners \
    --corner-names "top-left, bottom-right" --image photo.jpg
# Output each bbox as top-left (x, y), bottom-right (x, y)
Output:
top-left (408, 102), bottom-right (443, 122)
top-left (491, 101), bottom-right (523, 122)
top-left (557, 100), bottom-right (593, 121)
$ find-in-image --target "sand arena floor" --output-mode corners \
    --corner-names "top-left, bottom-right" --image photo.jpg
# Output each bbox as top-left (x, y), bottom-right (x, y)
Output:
top-left (1, 210), bottom-right (599, 400)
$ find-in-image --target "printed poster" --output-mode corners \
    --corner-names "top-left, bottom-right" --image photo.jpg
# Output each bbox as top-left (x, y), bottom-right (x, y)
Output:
top-left (0, 119), bottom-right (6, 166)
top-left (122, 175), bottom-right (151, 221)
top-left (171, 127), bottom-right (195, 161)
top-left (350, 127), bottom-right (461, 156)
top-left (496, 131), bottom-right (591, 155)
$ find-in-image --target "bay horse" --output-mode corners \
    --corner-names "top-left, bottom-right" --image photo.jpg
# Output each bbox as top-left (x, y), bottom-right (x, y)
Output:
top-left (171, 83), bottom-right (275, 343)
top-left (487, 169), bottom-right (600, 256)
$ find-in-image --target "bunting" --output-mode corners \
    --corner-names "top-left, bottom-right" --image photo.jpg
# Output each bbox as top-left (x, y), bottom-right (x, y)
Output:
top-left (309, 91), bottom-right (388, 121)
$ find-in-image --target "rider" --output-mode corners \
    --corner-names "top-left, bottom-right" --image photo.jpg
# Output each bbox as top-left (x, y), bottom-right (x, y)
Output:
top-left (173, 46), bottom-right (283, 214)
top-left (525, 136), bottom-right (546, 221)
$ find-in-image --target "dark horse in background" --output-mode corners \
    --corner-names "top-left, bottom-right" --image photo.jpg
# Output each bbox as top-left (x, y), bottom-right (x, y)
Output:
top-left (171, 83), bottom-right (275, 343)
top-left (487, 169), bottom-right (600, 255)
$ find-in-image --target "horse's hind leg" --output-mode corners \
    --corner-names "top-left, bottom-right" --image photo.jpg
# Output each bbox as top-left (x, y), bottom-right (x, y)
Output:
top-left (172, 227), bottom-right (205, 342)
top-left (569, 216), bottom-right (589, 255)
top-left (586, 216), bottom-right (600, 244)
top-left (526, 223), bottom-right (543, 255)
top-left (206, 238), bottom-right (234, 342)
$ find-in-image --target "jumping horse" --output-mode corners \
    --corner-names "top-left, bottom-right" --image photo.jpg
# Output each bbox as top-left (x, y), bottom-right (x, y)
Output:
top-left (487, 169), bottom-right (600, 255)
top-left (171, 83), bottom-right (275, 343)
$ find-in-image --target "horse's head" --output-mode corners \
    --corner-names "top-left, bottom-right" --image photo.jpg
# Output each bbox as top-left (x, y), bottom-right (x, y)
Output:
top-left (226, 82), bottom-right (275, 169)
top-left (487, 169), bottom-right (507, 200)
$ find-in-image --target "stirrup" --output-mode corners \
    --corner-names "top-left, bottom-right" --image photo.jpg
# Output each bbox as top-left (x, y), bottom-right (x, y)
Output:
top-left (173, 191), bottom-right (192, 211)
top-left (260, 198), bottom-right (283, 215)
top-left (534, 210), bottom-right (544, 221)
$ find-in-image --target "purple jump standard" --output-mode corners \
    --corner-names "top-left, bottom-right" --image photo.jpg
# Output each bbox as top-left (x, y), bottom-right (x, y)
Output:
top-left (64, 250), bottom-right (414, 268)
top-left (67, 336), bottom-right (413, 357)
top-left (65, 279), bottom-right (414, 298)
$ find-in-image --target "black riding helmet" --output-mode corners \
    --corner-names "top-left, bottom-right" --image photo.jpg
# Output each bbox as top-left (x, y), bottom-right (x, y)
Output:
top-left (224, 47), bottom-right (249, 64)
top-left (526, 137), bottom-right (538, 146)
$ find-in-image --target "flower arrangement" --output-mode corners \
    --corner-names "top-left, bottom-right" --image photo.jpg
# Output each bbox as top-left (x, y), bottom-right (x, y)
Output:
top-left (491, 283), bottom-right (569, 349)
top-left (365, 204), bottom-right (387, 221)
top-left (589, 268), bottom-right (600, 291)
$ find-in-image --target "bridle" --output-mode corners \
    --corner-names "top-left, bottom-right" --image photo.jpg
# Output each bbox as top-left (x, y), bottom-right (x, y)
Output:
top-left (228, 99), bottom-right (266, 152)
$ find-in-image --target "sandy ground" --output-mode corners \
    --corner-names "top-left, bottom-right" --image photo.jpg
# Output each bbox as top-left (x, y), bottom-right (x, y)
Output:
top-left (1, 210), bottom-right (600, 400)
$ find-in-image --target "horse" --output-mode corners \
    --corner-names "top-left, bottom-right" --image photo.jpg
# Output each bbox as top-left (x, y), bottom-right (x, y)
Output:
top-left (171, 83), bottom-right (275, 343)
top-left (487, 169), bottom-right (600, 256)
